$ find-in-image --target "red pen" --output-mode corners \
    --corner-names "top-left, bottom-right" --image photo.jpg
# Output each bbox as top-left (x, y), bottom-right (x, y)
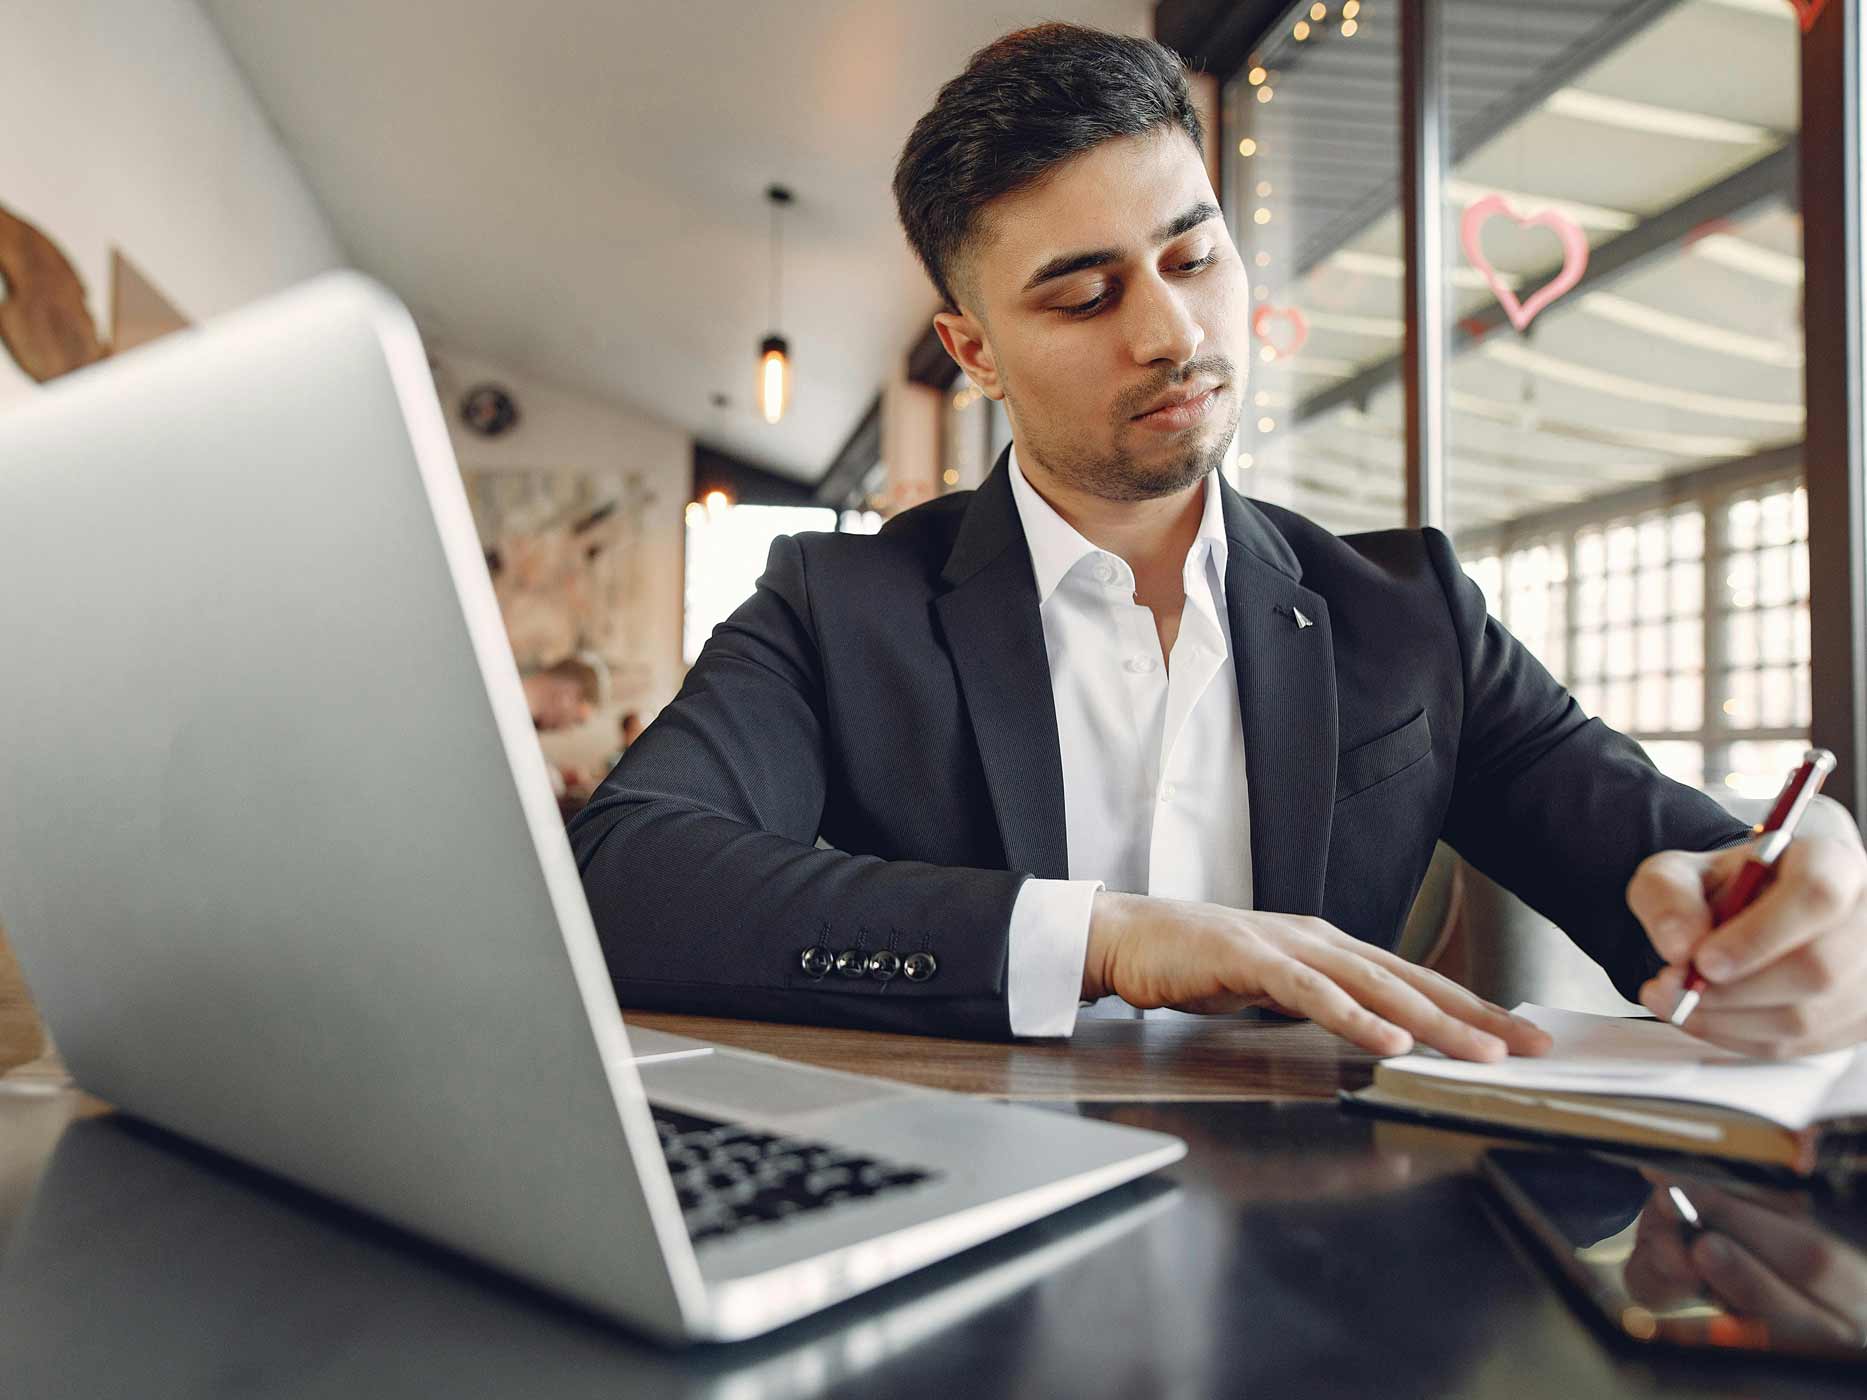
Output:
top-left (1669, 747), bottom-right (1836, 1026)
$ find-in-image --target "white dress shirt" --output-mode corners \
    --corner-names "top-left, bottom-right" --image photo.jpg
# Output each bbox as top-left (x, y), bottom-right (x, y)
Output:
top-left (1003, 446), bottom-right (1254, 1036)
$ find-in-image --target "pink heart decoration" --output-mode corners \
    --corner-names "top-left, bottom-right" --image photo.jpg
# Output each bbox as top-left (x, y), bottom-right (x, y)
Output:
top-left (1251, 303), bottom-right (1308, 360)
top-left (1790, 0), bottom-right (1830, 33)
top-left (1459, 194), bottom-right (1591, 334)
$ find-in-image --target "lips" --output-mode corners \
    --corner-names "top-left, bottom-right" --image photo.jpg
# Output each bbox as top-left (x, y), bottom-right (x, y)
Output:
top-left (1134, 382), bottom-right (1221, 419)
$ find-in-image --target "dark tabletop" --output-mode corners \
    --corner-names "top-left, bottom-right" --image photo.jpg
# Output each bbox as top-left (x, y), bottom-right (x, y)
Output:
top-left (1, 1083), bottom-right (1863, 1400)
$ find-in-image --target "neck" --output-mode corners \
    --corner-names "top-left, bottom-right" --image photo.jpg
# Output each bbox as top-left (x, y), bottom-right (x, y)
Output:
top-left (1016, 449), bottom-right (1208, 581)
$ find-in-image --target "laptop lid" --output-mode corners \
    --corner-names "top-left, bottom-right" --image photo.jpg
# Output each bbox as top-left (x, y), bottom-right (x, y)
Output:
top-left (0, 273), bottom-right (703, 1338)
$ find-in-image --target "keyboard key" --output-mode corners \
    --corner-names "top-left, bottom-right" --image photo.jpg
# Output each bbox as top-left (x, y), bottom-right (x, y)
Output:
top-left (650, 1106), bottom-right (938, 1245)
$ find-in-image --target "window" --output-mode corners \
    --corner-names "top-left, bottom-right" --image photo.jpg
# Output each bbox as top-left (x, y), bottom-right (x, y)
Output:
top-left (1183, 0), bottom-right (1863, 807)
top-left (682, 500), bottom-right (836, 665)
top-left (1225, 3), bottom-right (1407, 532)
top-left (1462, 475), bottom-right (1809, 797)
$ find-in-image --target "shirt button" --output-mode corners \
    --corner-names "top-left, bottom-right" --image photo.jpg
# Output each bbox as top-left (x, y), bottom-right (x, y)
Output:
top-left (1124, 656), bottom-right (1158, 675)
top-left (1093, 561), bottom-right (1117, 584)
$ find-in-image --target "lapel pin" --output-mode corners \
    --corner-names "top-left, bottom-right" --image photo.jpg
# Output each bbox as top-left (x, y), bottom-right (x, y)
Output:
top-left (1292, 607), bottom-right (1313, 630)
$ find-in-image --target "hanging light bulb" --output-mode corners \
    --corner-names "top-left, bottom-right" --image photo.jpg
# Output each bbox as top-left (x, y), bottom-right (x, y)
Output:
top-left (759, 334), bottom-right (789, 424)
top-left (758, 185), bottom-right (794, 424)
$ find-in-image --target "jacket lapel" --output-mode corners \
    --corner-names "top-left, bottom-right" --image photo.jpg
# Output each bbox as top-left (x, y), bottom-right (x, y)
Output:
top-left (932, 450), bottom-right (1070, 880)
top-left (1219, 479), bottom-right (1338, 914)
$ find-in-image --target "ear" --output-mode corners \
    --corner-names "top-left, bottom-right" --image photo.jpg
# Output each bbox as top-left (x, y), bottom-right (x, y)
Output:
top-left (932, 308), bottom-right (1005, 402)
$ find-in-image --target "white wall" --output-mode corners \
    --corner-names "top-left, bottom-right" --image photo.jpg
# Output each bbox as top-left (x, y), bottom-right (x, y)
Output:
top-left (0, 0), bottom-right (346, 407)
top-left (433, 343), bottom-right (692, 778)
top-left (0, 0), bottom-right (692, 784)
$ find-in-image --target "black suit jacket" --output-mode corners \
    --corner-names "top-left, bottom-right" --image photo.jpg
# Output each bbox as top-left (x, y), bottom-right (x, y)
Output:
top-left (567, 449), bottom-right (1751, 1038)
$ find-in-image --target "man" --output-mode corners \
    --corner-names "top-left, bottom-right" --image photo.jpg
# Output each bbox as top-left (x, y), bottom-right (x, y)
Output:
top-left (569, 24), bottom-right (1867, 1059)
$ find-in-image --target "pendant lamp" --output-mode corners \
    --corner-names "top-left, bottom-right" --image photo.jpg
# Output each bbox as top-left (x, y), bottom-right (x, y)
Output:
top-left (759, 184), bottom-right (794, 424)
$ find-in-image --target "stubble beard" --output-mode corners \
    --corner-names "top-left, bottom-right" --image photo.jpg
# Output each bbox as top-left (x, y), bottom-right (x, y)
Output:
top-left (1024, 392), bottom-right (1243, 504)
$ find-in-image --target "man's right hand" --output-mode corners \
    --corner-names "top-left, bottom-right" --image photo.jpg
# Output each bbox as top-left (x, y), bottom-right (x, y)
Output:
top-left (1083, 890), bottom-right (1553, 1061)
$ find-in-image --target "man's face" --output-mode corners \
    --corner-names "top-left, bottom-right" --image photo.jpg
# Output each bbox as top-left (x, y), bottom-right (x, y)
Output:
top-left (933, 126), bottom-right (1247, 503)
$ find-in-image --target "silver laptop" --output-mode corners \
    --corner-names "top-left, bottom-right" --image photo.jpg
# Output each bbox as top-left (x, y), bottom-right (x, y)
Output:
top-left (0, 272), bottom-right (1183, 1343)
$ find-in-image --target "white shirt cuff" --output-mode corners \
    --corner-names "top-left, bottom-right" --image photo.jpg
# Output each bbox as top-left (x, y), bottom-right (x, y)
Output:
top-left (1006, 877), bottom-right (1103, 1037)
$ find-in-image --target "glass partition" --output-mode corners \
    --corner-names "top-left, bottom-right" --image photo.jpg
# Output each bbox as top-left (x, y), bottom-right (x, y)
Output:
top-left (1439, 0), bottom-right (1806, 798)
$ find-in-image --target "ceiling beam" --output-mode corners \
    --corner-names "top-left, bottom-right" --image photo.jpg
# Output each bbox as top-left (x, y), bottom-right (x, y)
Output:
top-left (1451, 441), bottom-right (1803, 549)
top-left (1153, 0), bottom-right (1291, 78)
top-left (813, 394), bottom-right (884, 507)
top-left (1289, 0), bottom-right (1694, 274)
top-left (1295, 141), bottom-right (1799, 426)
top-left (693, 442), bottom-right (822, 508)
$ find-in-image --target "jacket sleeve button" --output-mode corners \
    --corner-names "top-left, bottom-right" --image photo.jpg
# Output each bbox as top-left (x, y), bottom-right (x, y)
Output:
top-left (799, 945), bottom-right (833, 979)
top-left (834, 948), bottom-right (868, 978)
top-left (902, 951), bottom-right (938, 982)
top-left (866, 950), bottom-right (900, 981)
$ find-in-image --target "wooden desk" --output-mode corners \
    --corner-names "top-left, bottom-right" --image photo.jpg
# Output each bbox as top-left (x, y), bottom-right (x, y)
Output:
top-left (627, 1011), bottom-right (1373, 1101)
top-left (2, 1023), bottom-right (1861, 1398)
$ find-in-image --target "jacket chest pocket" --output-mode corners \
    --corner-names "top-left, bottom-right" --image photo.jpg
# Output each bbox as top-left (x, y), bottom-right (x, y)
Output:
top-left (1335, 708), bottom-right (1432, 802)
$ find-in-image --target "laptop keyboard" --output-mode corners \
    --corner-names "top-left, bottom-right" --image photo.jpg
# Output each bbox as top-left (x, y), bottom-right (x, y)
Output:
top-left (651, 1105), bottom-right (938, 1244)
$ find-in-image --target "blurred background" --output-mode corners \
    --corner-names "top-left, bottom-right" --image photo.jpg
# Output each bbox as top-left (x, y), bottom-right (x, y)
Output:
top-left (2, 0), bottom-right (1861, 1027)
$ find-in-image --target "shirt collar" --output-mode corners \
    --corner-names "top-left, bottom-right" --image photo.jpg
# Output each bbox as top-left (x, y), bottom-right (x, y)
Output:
top-left (1007, 443), bottom-right (1230, 606)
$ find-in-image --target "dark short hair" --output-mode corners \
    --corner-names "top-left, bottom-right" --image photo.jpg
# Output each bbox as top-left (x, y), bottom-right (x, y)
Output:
top-left (893, 23), bottom-right (1205, 315)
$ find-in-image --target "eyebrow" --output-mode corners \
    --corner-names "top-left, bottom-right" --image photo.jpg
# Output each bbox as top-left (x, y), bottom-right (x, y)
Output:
top-left (1019, 201), bottom-right (1223, 294)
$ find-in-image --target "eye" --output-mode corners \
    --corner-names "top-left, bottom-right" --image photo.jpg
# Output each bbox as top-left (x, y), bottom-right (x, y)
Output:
top-left (1057, 252), bottom-right (1220, 318)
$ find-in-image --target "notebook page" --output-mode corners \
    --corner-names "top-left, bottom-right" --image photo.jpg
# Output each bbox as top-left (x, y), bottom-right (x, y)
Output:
top-left (1381, 1004), bottom-right (1860, 1131)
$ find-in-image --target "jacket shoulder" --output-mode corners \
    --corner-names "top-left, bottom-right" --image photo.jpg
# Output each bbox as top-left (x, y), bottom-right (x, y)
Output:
top-left (1243, 496), bottom-right (1447, 593)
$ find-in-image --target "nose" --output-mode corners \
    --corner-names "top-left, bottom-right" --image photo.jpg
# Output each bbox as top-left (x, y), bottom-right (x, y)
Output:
top-left (1127, 275), bottom-right (1204, 369)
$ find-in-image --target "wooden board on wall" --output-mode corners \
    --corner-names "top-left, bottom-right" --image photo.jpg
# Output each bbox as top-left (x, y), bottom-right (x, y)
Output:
top-left (0, 201), bottom-right (108, 382)
top-left (110, 248), bottom-right (189, 352)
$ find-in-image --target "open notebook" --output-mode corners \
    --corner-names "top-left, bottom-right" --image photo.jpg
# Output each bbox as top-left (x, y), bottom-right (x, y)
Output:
top-left (1343, 1005), bottom-right (1867, 1174)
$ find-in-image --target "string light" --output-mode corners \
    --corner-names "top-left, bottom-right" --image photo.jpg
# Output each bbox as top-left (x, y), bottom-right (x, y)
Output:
top-left (1342, 18), bottom-right (1358, 36)
top-left (1344, 0), bottom-right (1360, 16)
top-left (1311, 2), bottom-right (1328, 18)
top-left (1254, 251), bottom-right (1271, 267)
top-left (1294, 20), bottom-right (1310, 40)
top-left (1238, 137), bottom-right (1258, 157)
top-left (1257, 86), bottom-right (1274, 103)
top-left (1248, 66), bottom-right (1268, 85)
top-left (1239, 453), bottom-right (1255, 469)
top-left (1259, 345), bottom-right (1276, 362)
top-left (1254, 208), bottom-right (1272, 224)
top-left (1258, 417), bottom-right (1277, 433)
top-left (942, 468), bottom-right (960, 486)
top-left (684, 502), bottom-right (705, 527)
top-left (704, 490), bottom-right (730, 513)
top-left (1256, 180), bottom-right (1273, 197)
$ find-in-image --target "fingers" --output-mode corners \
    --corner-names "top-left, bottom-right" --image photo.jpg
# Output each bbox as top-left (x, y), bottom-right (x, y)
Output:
top-left (1624, 1192), bottom-right (1705, 1309)
top-left (1641, 943), bottom-right (1867, 1057)
top-left (1694, 1188), bottom-right (1867, 1329)
top-left (1257, 956), bottom-right (1414, 1058)
top-left (1691, 1233), bottom-right (1865, 1345)
top-left (1628, 847), bottom-right (1740, 964)
top-left (1356, 945), bottom-right (1553, 1056)
top-left (1690, 837), bottom-right (1865, 985)
top-left (1304, 943), bottom-right (1508, 1061)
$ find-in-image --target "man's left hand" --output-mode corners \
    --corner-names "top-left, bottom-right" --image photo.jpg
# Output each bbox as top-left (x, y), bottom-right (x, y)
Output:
top-left (1627, 798), bottom-right (1867, 1057)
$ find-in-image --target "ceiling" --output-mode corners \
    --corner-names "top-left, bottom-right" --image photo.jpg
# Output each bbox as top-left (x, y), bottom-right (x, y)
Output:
top-left (200, 0), bottom-right (1152, 483)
